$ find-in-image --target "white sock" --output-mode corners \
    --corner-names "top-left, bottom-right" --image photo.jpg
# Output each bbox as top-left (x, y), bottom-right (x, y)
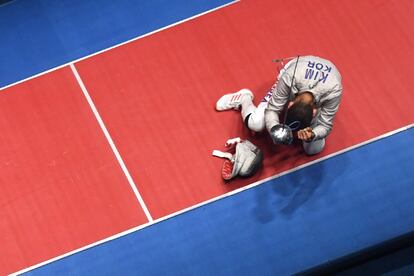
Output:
top-left (240, 95), bottom-right (256, 121)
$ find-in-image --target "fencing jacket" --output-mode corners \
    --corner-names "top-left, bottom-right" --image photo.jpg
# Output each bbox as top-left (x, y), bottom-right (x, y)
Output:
top-left (265, 55), bottom-right (343, 140)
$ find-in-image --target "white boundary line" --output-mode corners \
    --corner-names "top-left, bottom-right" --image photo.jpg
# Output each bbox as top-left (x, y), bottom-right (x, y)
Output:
top-left (0, 0), bottom-right (240, 92)
top-left (70, 64), bottom-right (153, 223)
top-left (10, 123), bottom-right (414, 276)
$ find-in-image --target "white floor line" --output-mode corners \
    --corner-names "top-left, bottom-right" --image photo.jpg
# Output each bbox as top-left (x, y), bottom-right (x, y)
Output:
top-left (0, 0), bottom-right (240, 92)
top-left (69, 64), bottom-right (153, 223)
top-left (10, 123), bottom-right (414, 276)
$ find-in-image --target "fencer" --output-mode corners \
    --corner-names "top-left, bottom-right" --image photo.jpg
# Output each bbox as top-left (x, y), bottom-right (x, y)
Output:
top-left (216, 55), bottom-right (343, 155)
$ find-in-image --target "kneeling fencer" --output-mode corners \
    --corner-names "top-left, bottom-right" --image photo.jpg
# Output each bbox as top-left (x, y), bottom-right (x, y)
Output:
top-left (216, 55), bottom-right (343, 156)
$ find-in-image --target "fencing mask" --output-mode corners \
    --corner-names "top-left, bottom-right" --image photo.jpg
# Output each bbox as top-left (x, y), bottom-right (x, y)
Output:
top-left (213, 138), bottom-right (263, 180)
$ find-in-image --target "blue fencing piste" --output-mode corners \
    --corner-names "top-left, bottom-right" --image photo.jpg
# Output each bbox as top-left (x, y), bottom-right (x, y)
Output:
top-left (0, 0), bottom-right (234, 88)
top-left (25, 128), bottom-right (414, 275)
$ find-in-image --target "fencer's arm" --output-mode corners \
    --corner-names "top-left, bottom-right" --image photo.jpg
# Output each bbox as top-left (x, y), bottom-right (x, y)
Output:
top-left (264, 78), bottom-right (290, 133)
top-left (312, 91), bottom-right (342, 140)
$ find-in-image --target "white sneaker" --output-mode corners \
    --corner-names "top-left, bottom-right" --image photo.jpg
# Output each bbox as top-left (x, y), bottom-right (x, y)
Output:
top-left (215, 89), bottom-right (254, 111)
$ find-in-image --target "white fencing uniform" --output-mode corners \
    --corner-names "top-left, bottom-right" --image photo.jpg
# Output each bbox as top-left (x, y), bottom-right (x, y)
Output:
top-left (247, 55), bottom-right (342, 155)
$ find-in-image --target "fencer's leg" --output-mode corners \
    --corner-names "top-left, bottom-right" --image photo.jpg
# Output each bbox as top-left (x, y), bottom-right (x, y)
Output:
top-left (240, 93), bottom-right (255, 120)
top-left (244, 102), bottom-right (266, 132)
top-left (302, 139), bottom-right (325, 155)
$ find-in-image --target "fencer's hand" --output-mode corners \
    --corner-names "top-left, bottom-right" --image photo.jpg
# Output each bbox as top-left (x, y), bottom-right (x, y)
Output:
top-left (297, 127), bottom-right (315, 142)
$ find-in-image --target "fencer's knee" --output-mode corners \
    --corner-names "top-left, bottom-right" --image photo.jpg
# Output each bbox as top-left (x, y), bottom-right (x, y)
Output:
top-left (246, 114), bottom-right (265, 132)
top-left (303, 139), bottom-right (325, 155)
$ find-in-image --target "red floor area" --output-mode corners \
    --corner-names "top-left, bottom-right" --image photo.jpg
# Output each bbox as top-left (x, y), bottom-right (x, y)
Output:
top-left (75, 0), bottom-right (414, 219)
top-left (0, 67), bottom-right (148, 275)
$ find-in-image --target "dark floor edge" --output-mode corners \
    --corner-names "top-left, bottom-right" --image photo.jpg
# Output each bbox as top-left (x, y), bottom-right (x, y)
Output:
top-left (296, 230), bottom-right (414, 276)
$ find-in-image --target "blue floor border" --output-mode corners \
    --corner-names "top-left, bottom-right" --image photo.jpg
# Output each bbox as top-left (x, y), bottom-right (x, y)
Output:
top-left (0, 0), bottom-right (235, 88)
top-left (21, 127), bottom-right (414, 275)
